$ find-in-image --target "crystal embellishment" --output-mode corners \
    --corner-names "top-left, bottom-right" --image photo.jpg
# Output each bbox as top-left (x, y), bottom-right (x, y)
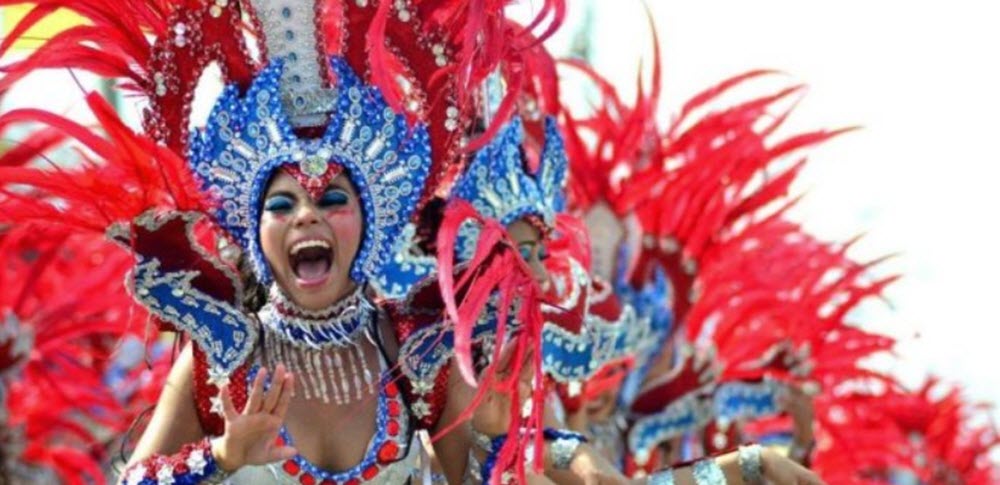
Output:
top-left (188, 57), bottom-right (432, 288)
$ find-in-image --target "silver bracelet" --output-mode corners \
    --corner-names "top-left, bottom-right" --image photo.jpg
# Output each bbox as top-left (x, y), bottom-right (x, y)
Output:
top-left (548, 436), bottom-right (582, 470)
top-left (693, 459), bottom-right (727, 485)
top-left (738, 444), bottom-right (764, 485)
top-left (464, 449), bottom-right (482, 485)
top-left (648, 469), bottom-right (677, 485)
top-left (202, 466), bottom-right (231, 485)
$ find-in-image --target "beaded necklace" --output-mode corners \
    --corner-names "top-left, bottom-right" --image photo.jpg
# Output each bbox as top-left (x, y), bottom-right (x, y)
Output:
top-left (260, 285), bottom-right (378, 404)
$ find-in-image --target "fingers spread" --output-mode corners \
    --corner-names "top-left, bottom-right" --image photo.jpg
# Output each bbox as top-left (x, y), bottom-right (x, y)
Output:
top-left (262, 364), bottom-right (285, 413)
top-left (220, 385), bottom-right (238, 421)
top-left (274, 372), bottom-right (295, 419)
top-left (244, 367), bottom-right (267, 414)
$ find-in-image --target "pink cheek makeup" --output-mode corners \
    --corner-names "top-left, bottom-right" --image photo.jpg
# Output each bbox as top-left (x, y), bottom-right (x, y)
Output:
top-left (323, 206), bottom-right (359, 226)
top-left (324, 208), bottom-right (362, 245)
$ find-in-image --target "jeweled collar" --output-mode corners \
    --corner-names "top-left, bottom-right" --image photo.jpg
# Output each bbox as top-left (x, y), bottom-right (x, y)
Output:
top-left (259, 284), bottom-right (374, 350)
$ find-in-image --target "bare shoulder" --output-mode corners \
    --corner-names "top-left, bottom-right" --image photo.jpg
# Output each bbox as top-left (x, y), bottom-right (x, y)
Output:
top-left (376, 308), bottom-right (401, 362)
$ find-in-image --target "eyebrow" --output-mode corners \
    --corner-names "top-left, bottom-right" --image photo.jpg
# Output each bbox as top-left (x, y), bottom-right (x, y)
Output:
top-left (264, 190), bottom-right (298, 199)
top-left (328, 177), bottom-right (354, 193)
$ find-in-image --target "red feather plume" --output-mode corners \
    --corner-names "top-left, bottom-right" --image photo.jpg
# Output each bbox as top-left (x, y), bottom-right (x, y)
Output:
top-left (435, 199), bottom-right (549, 480)
top-left (0, 226), bottom-right (150, 484)
top-left (0, 0), bottom-right (258, 153)
top-left (0, 91), bottom-right (209, 231)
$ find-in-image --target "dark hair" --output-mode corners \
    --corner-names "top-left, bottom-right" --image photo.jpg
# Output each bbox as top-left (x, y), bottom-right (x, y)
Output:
top-left (238, 252), bottom-right (267, 313)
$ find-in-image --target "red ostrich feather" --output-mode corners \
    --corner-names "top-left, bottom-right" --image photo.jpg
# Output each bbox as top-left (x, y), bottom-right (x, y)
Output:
top-left (810, 378), bottom-right (1000, 485)
top-left (808, 388), bottom-right (913, 485)
top-left (0, 226), bottom-right (150, 485)
top-left (333, 0), bottom-right (565, 207)
top-left (688, 214), bottom-right (898, 385)
top-left (0, 91), bottom-right (209, 231)
top-left (873, 379), bottom-right (1000, 485)
top-left (435, 199), bottom-right (549, 481)
top-left (0, 0), bottom-right (258, 153)
top-left (624, 75), bottom-right (853, 328)
top-left (560, 9), bottom-right (663, 215)
top-left (0, 89), bottom-right (239, 345)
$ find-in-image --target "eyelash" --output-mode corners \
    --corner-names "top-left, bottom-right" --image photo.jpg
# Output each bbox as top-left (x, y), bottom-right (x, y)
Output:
top-left (263, 189), bottom-right (350, 213)
top-left (519, 244), bottom-right (534, 261)
top-left (518, 244), bottom-right (550, 261)
top-left (318, 189), bottom-right (349, 208)
top-left (263, 195), bottom-right (294, 213)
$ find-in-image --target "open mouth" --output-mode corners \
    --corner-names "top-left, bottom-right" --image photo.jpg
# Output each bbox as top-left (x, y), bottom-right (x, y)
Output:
top-left (289, 239), bottom-right (333, 286)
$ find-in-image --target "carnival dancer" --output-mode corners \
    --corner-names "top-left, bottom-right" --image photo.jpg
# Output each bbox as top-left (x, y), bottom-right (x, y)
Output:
top-left (0, 0), bottom-right (603, 482)
top-left (0, 0), bottom-right (581, 483)
top-left (554, 17), bottom-right (851, 481)
top-left (1, 0), bottom-right (441, 482)
top-left (415, 49), bottom-right (830, 481)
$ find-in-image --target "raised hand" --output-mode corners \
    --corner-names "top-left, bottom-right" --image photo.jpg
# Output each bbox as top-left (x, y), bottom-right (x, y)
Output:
top-left (211, 364), bottom-right (297, 472)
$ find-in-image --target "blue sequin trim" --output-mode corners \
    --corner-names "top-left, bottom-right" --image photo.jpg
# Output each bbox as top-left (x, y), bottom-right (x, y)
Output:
top-left (188, 56), bottom-right (431, 288)
top-left (627, 394), bottom-right (712, 466)
top-left (131, 256), bottom-right (256, 375)
top-left (541, 259), bottom-right (655, 384)
top-left (713, 380), bottom-right (783, 422)
top-left (450, 116), bottom-right (568, 261)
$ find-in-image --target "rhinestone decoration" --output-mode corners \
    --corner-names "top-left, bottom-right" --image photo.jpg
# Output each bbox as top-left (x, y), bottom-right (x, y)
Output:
top-left (627, 393), bottom-right (713, 466)
top-left (541, 259), bottom-right (655, 383)
top-left (244, 366), bottom-right (413, 484)
top-left (450, 116), bottom-right (568, 261)
top-left (188, 57), bottom-right (432, 287)
top-left (249, 0), bottom-right (335, 127)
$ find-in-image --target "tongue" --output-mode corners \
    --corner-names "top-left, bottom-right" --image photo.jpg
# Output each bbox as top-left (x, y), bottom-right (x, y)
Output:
top-left (295, 259), bottom-right (330, 281)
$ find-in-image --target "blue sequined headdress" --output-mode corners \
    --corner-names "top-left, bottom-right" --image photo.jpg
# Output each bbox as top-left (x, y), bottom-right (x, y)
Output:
top-left (375, 114), bottom-right (570, 298)
top-left (188, 57), bottom-right (431, 287)
top-left (450, 116), bottom-right (568, 258)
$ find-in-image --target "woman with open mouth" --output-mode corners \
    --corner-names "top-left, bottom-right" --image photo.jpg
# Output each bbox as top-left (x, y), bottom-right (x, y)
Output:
top-left (119, 48), bottom-right (433, 485)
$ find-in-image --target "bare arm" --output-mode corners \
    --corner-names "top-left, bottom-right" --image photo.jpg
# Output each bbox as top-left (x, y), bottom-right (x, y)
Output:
top-left (126, 342), bottom-right (205, 466)
top-left (123, 341), bottom-right (296, 484)
top-left (430, 359), bottom-right (477, 485)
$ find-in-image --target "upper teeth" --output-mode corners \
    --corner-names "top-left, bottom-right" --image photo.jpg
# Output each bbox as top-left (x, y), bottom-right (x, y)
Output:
top-left (291, 239), bottom-right (331, 256)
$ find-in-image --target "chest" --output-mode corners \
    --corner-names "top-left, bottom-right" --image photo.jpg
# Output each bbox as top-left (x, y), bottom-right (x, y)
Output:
top-left (247, 364), bottom-right (414, 484)
top-left (284, 391), bottom-right (378, 470)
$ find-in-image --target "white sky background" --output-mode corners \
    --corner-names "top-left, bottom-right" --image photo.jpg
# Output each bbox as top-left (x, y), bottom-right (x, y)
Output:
top-left (516, 0), bottom-right (1000, 414)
